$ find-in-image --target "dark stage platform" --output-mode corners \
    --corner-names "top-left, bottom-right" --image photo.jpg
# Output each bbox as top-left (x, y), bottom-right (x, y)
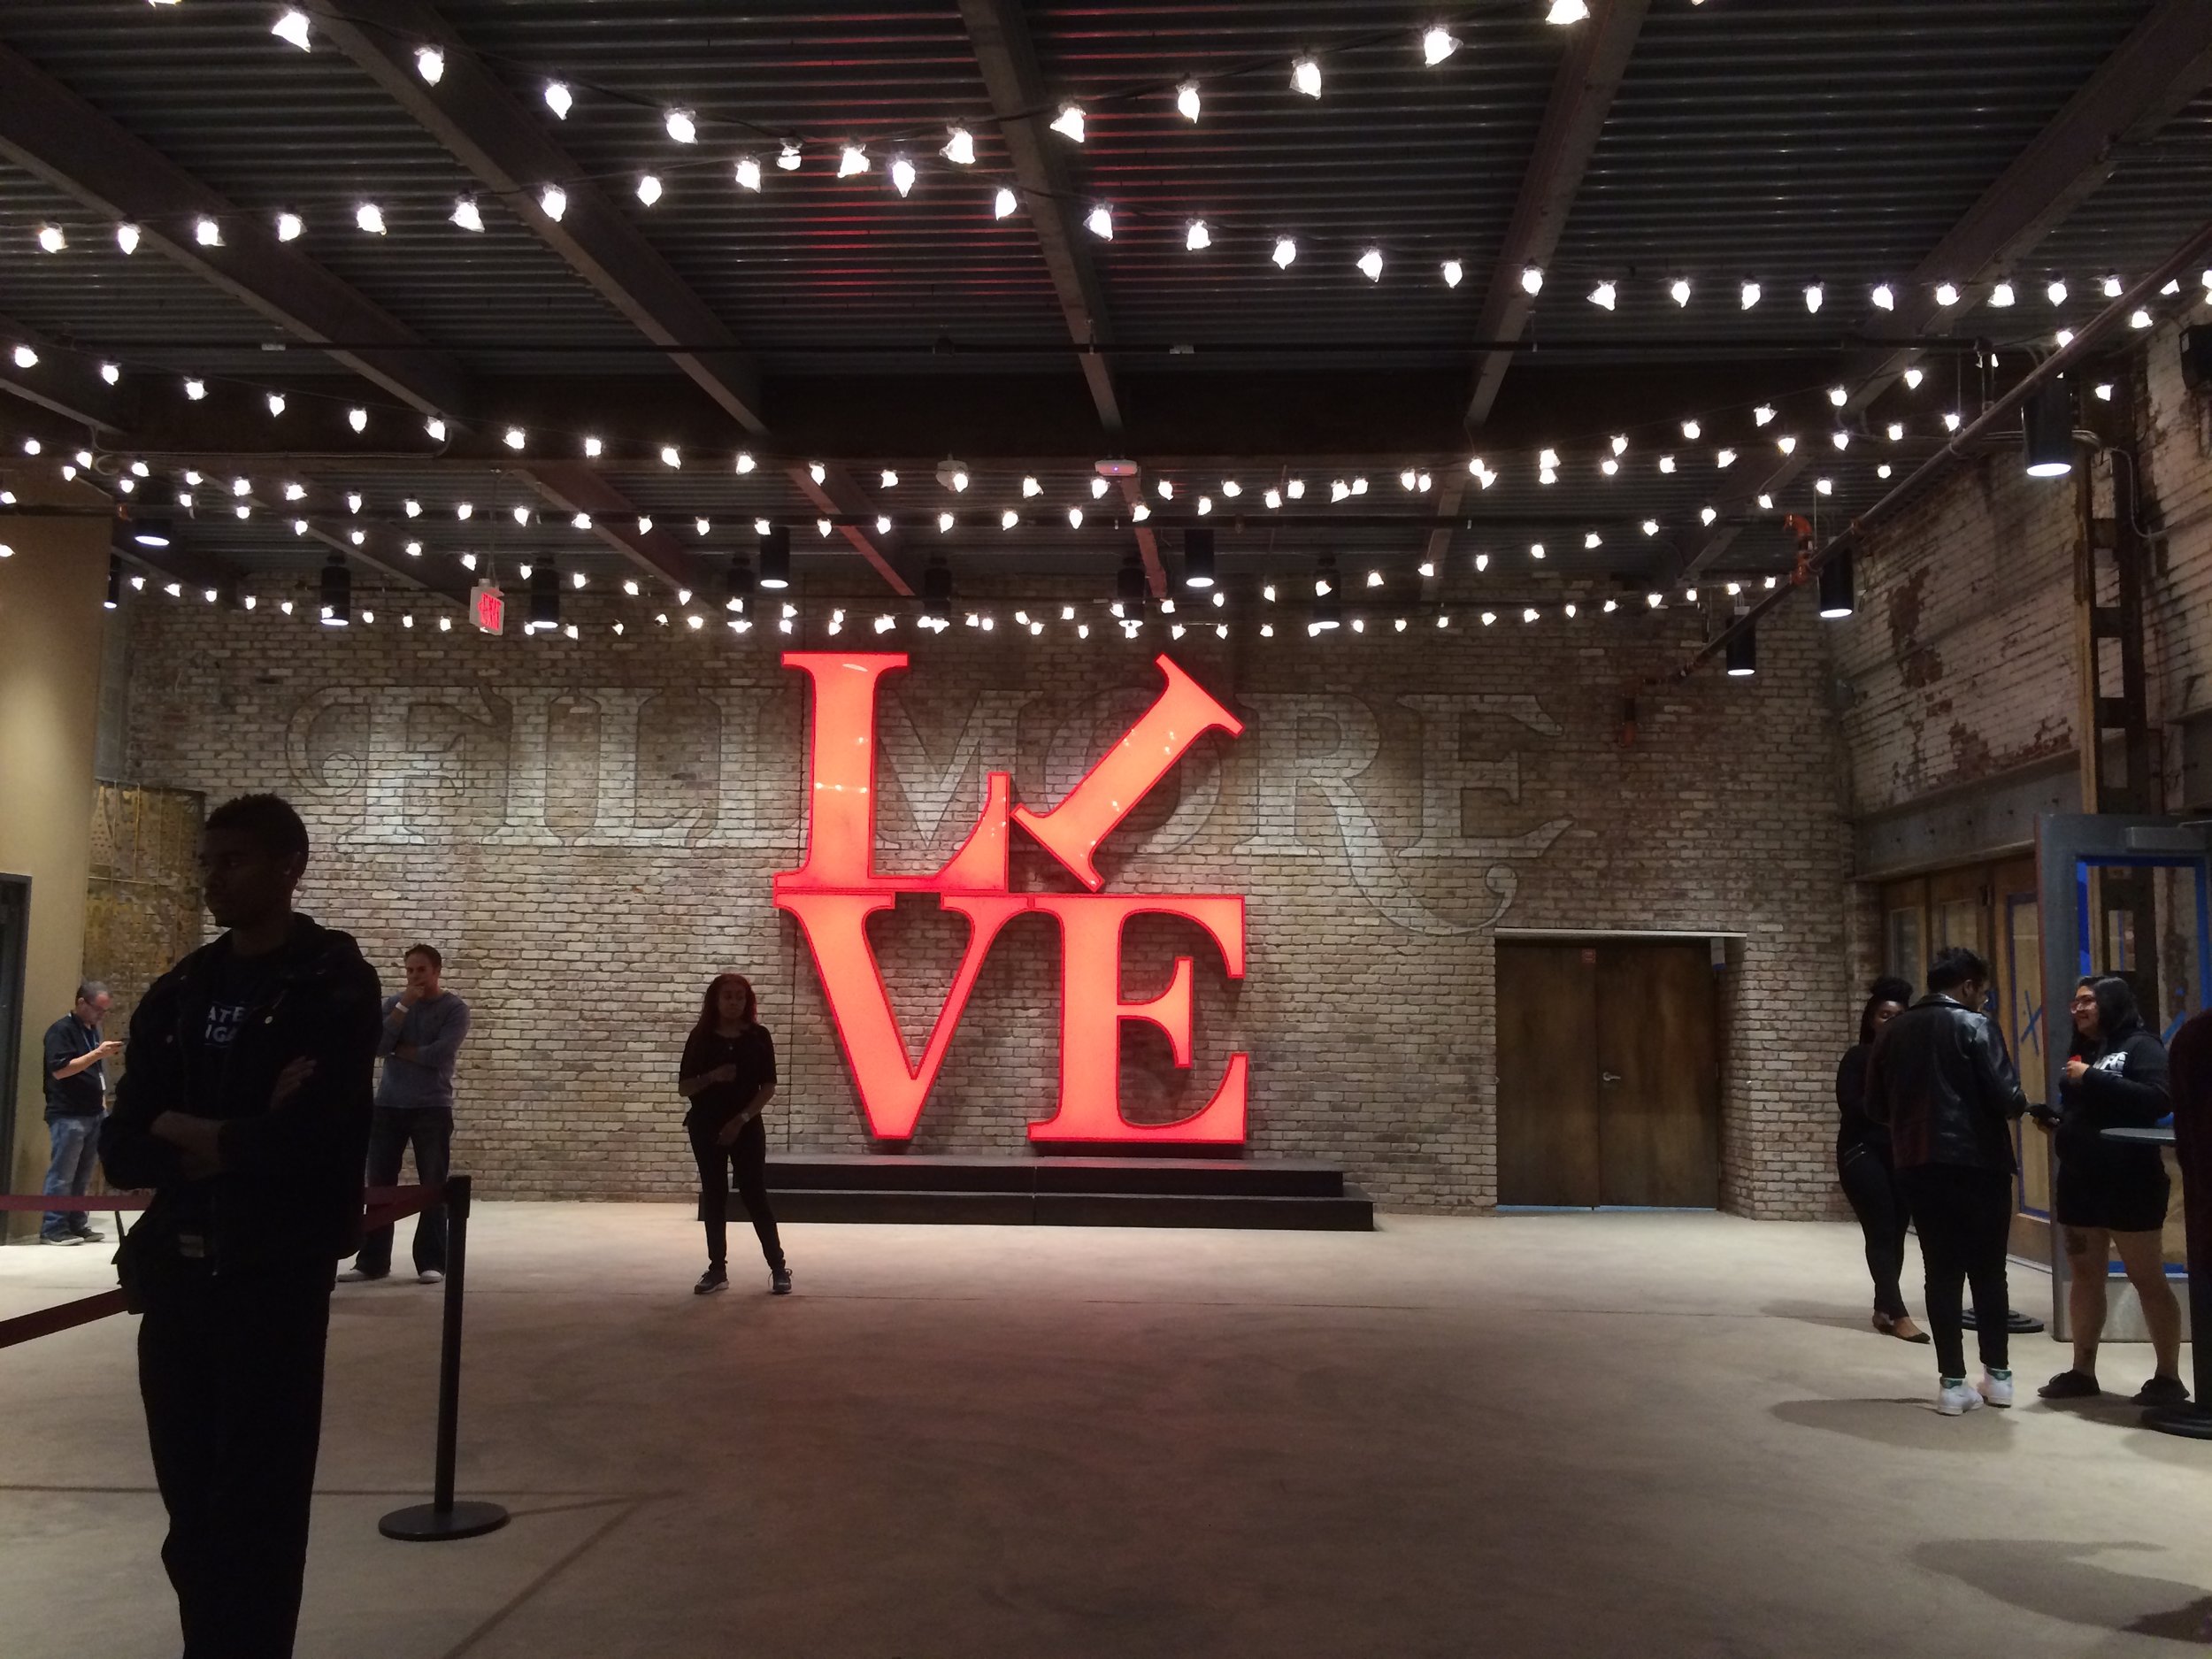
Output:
top-left (759, 1153), bottom-right (1375, 1230)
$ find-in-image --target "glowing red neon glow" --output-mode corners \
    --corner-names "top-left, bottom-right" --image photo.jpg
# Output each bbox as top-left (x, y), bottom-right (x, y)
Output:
top-left (773, 651), bottom-right (1248, 1143)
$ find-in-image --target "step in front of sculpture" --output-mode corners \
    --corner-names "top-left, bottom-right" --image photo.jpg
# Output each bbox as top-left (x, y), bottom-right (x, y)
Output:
top-left (757, 1153), bottom-right (1374, 1230)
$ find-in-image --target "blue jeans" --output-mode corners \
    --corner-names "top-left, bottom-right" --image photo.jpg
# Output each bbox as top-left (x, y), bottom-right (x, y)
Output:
top-left (42, 1115), bottom-right (102, 1240)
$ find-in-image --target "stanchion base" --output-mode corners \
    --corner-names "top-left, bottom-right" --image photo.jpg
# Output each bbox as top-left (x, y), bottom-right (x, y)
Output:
top-left (2142, 1404), bottom-right (2212, 1440)
top-left (379, 1500), bottom-right (511, 1541)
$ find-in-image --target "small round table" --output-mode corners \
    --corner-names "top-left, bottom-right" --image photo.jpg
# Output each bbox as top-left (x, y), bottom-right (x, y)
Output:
top-left (2098, 1125), bottom-right (2212, 1438)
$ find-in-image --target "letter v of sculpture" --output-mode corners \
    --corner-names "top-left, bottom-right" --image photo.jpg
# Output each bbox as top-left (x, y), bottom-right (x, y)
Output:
top-left (774, 652), bottom-right (1250, 1143)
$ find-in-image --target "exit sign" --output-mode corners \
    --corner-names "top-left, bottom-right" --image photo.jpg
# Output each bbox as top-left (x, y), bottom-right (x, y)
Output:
top-left (470, 581), bottom-right (504, 635)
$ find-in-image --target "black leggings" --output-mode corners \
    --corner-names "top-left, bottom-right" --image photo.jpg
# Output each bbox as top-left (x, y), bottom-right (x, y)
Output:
top-left (1838, 1145), bottom-right (1910, 1320)
top-left (689, 1116), bottom-right (784, 1272)
top-left (1896, 1164), bottom-right (2013, 1379)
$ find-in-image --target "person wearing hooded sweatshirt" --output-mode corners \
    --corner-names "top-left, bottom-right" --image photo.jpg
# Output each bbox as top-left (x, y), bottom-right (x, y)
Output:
top-left (101, 793), bottom-right (380, 1659)
top-left (2034, 974), bottom-right (2188, 1407)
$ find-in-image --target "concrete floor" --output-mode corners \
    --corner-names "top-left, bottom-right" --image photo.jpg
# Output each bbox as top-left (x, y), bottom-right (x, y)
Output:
top-left (3, 1206), bottom-right (2208, 1658)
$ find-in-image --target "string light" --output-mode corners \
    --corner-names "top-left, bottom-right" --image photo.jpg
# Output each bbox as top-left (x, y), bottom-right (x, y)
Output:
top-left (1670, 278), bottom-right (1692, 306)
top-left (1086, 205), bottom-right (1113, 240)
top-left (1441, 258), bottom-right (1463, 288)
top-left (664, 109), bottom-right (697, 144)
top-left (1292, 58), bottom-right (1323, 98)
top-left (1587, 280), bottom-right (1617, 310)
top-left (1521, 265), bottom-right (1544, 296)
top-left (10, 344), bottom-right (35, 369)
top-left (1358, 249), bottom-right (1384, 282)
top-left (100, 361), bottom-right (120, 384)
top-left (1934, 282), bottom-right (1960, 306)
top-left (115, 222), bottom-right (141, 255)
top-left (736, 157), bottom-right (763, 191)
top-left (544, 81), bottom-right (573, 119)
top-left (1186, 220), bottom-right (1211, 251)
top-left (637, 174), bottom-right (664, 205)
top-left (1050, 105), bottom-right (1087, 142)
top-left (1680, 419), bottom-right (1701, 440)
top-left (994, 187), bottom-right (1018, 219)
top-left (184, 377), bottom-right (206, 400)
top-left (1274, 237), bottom-right (1297, 269)
top-left (891, 157), bottom-right (917, 197)
top-left (36, 225), bottom-right (66, 254)
top-left (1902, 367), bottom-right (1924, 389)
top-left (1803, 283), bottom-right (1823, 313)
top-left (1989, 280), bottom-right (2015, 308)
top-left (1422, 27), bottom-right (1460, 65)
top-left (450, 196), bottom-right (485, 232)
top-left (942, 127), bottom-right (976, 165)
top-left (539, 184), bottom-right (567, 220)
top-left (272, 9), bottom-right (311, 50)
top-left (1178, 83), bottom-right (1202, 120)
top-left (2047, 279), bottom-right (2068, 305)
top-left (415, 45), bottom-right (443, 84)
top-left (1548, 0), bottom-right (1592, 21)
top-left (1740, 281), bottom-right (1761, 309)
top-left (355, 203), bottom-right (387, 234)
top-left (2103, 274), bottom-right (2124, 298)
top-left (265, 392), bottom-right (287, 416)
top-left (1871, 283), bottom-right (1894, 311)
top-left (195, 217), bottom-right (221, 247)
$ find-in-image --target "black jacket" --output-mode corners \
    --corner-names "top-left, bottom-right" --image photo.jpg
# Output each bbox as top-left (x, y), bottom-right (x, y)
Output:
top-left (1835, 1042), bottom-right (1886, 1162)
top-left (102, 915), bottom-right (381, 1273)
top-left (2057, 1022), bottom-right (2170, 1161)
top-left (1864, 993), bottom-right (2027, 1172)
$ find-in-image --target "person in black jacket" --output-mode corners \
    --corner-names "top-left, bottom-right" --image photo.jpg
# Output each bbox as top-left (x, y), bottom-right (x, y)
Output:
top-left (2034, 975), bottom-right (2187, 1406)
top-left (678, 972), bottom-right (790, 1297)
top-left (1864, 946), bottom-right (2029, 1416)
top-left (1837, 976), bottom-right (1925, 1341)
top-left (101, 794), bottom-right (380, 1659)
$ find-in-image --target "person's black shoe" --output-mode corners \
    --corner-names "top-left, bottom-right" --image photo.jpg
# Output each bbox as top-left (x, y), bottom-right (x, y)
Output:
top-left (2135, 1375), bottom-right (2190, 1408)
top-left (695, 1266), bottom-right (728, 1295)
top-left (1959, 1307), bottom-right (2046, 1333)
top-left (2038, 1368), bottom-right (2101, 1400)
top-left (771, 1266), bottom-right (793, 1296)
top-left (71, 1228), bottom-right (104, 1244)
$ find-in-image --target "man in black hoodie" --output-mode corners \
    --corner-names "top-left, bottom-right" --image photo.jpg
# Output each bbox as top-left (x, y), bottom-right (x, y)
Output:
top-left (102, 794), bottom-right (380, 1659)
top-left (1864, 945), bottom-right (2029, 1417)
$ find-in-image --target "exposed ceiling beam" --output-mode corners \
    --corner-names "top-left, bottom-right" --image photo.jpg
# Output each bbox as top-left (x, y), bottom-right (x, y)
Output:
top-left (955, 0), bottom-right (1164, 596)
top-left (0, 41), bottom-right (468, 419)
top-left (1464, 0), bottom-right (1649, 430)
top-left (313, 0), bottom-right (907, 591)
top-left (1679, 0), bottom-right (2212, 579)
top-left (518, 462), bottom-right (708, 595)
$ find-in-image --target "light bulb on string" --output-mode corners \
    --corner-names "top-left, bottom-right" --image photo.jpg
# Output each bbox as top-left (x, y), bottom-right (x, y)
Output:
top-left (1441, 258), bottom-right (1463, 288)
top-left (450, 196), bottom-right (484, 231)
top-left (1050, 105), bottom-right (1086, 142)
top-left (1423, 26), bottom-right (1460, 64)
top-left (1777, 434), bottom-right (1796, 454)
top-left (1292, 58), bottom-right (1322, 97)
top-left (1870, 283), bottom-right (1894, 310)
top-left (10, 343), bottom-right (35, 369)
top-left (1681, 419), bottom-right (1701, 440)
top-left (1658, 455), bottom-right (1676, 473)
top-left (355, 203), bottom-right (387, 234)
top-left (2131, 308), bottom-right (2153, 329)
top-left (1358, 249), bottom-right (1384, 282)
top-left (1670, 277), bottom-right (1692, 306)
top-left (1521, 265), bottom-right (1544, 296)
top-left (32, 224), bottom-right (64, 254)
top-left (184, 378), bottom-right (206, 400)
top-left (542, 81), bottom-right (572, 119)
top-left (664, 109), bottom-right (697, 144)
top-left (735, 157), bottom-right (763, 191)
top-left (1641, 519), bottom-right (1659, 536)
top-left (994, 187), bottom-right (1018, 219)
top-left (1587, 280), bottom-right (1617, 311)
top-left (941, 127), bottom-right (975, 165)
top-left (1886, 422), bottom-right (1904, 441)
top-left (778, 142), bottom-right (803, 172)
top-left (1804, 283), bottom-right (1824, 313)
top-left (1717, 448), bottom-right (1736, 467)
top-left (1903, 366), bottom-right (1924, 389)
top-left (195, 217), bottom-right (221, 247)
top-left (1274, 237), bottom-right (1297, 269)
top-left (1086, 205), bottom-right (1112, 240)
top-left (890, 157), bottom-right (917, 197)
top-left (2047, 279), bottom-right (2068, 305)
top-left (415, 45), bottom-right (443, 84)
top-left (539, 184), bottom-right (567, 220)
top-left (1186, 220), bottom-right (1210, 251)
top-left (735, 451), bottom-right (757, 473)
top-left (1548, 0), bottom-right (1592, 21)
top-left (1990, 280), bottom-right (2015, 308)
top-left (2102, 274), bottom-right (2124, 298)
top-left (273, 9), bottom-right (311, 50)
top-left (1740, 281), bottom-right (1761, 309)
top-left (116, 222), bottom-right (141, 255)
top-left (1177, 83), bottom-right (1202, 120)
top-left (101, 361), bottom-right (120, 384)
top-left (636, 174), bottom-right (663, 205)
top-left (1754, 404), bottom-right (1775, 426)
top-left (1934, 282), bottom-right (1959, 306)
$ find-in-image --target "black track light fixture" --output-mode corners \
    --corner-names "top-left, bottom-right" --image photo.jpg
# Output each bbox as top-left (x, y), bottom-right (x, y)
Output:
top-left (1725, 620), bottom-right (1757, 678)
top-left (2024, 375), bottom-right (2076, 478)
top-left (527, 558), bottom-right (560, 632)
top-left (758, 522), bottom-right (791, 589)
top-left (922, 555), bottom-right (952, 623)
top-left (1817, 547), bottom-right (1855, 619)
top-left (1115, 550), bottom-right (1146, 610)
top-left (319, 554), bottom-right (351, 627)
top-left (1183, 526), bottom-right (1216, 590)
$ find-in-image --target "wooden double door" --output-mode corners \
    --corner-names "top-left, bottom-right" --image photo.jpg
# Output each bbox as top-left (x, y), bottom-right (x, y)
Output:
top-left (1497, 941), bottom-right (1721, 1208)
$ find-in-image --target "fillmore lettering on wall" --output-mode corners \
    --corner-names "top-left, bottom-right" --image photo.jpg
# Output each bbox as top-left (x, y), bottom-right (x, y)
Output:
top-left (281, 677), bottom-right (1572, 934)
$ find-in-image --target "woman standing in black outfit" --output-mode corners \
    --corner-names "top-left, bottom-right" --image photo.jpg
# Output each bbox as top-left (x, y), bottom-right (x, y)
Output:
top-left (2036, 975), bottom-right (2185, 1403)
top-left (1838, 976), bottom-right (1927, 1341)
top-left (679, 972), bottom-right (791, 1297)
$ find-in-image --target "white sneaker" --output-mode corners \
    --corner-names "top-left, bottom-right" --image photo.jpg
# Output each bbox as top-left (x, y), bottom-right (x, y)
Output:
top-left (1937, 1379), bottom-right (1985, 1417)
top-left (418, 1269), bottom-right (444, 1284)
top-left (1978, 1371), bottom-right (2014, 1408)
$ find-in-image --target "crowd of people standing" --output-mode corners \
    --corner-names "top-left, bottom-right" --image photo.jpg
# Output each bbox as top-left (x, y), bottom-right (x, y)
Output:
top-left (1841, 946), bottom-right (2189, 1415)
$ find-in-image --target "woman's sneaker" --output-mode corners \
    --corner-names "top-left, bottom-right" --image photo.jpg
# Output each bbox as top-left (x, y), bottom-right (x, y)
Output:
top-left (1978, 1369), bottom-right (2014, 1408)
top-left (1937, 1378), bottom-right (1985, 1416)
top-left (2038, 1368), bottom-right (2100, 1400)
top-left (771, 1266), bottom-right (793, 1295)
top-left (694, 1266), bottom-right (728, 1295)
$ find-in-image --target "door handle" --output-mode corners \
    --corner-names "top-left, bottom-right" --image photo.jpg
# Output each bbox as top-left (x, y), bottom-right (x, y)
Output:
top-left (1601, 1071), bottom-right (1623, 1085)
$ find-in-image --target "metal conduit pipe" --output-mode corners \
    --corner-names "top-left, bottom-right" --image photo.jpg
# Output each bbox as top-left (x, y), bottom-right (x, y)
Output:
top-left (1678, 214), bottom-right (2212, 680)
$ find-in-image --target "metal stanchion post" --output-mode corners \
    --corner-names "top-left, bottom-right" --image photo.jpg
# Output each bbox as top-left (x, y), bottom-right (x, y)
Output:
top-left (380, 1175), bottom-right (511, 1540)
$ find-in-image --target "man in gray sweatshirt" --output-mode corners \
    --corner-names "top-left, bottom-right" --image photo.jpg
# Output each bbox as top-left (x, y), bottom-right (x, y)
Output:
top-left (342, 943), bottom-right (470, 1283)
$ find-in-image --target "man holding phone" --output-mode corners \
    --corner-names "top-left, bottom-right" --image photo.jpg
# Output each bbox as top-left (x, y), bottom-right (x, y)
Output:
top-left (41, 980), bottom-right (123, 1244)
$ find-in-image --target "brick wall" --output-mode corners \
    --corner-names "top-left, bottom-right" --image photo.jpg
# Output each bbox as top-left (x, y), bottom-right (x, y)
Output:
top-left (117, 578), bottom-right (1851, 1215)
